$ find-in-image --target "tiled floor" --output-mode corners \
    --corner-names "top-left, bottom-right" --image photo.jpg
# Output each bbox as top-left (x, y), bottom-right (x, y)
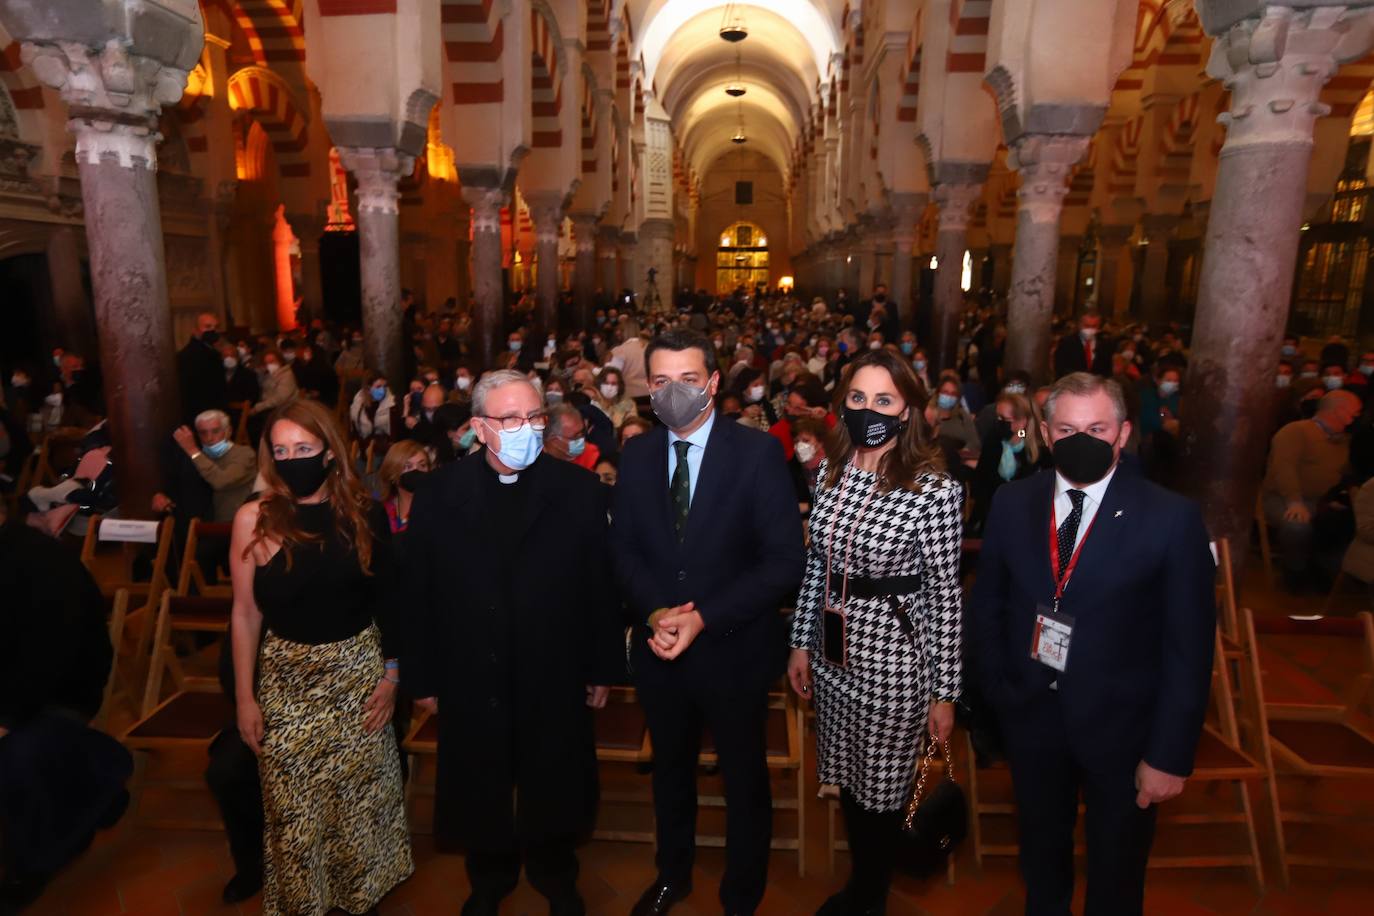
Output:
top-left (18, 561), bottom-right (1374, 915)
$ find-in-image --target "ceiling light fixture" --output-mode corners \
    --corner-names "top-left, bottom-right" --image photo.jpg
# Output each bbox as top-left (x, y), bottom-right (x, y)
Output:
top-left (720, 1), bottom-right (748, 42)
top-left (732, 100), bottom-right (748, 144)
top-left (726, 48), bottom-right (746, 97)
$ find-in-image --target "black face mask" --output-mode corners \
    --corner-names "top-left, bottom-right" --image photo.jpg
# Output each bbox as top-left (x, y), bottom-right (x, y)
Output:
top-left (1050, 431), bottom-right (1116, 484)
top-left (843, 406), bottom-right (906, 448)
top-left (398, 469), bottom-right (427, 493)
top-left (274, 453), bottom-right (331, 499)
top-left (201, 329), bottom-right (220, 346)
top-left (994, 418), bottom-right (1014, 442)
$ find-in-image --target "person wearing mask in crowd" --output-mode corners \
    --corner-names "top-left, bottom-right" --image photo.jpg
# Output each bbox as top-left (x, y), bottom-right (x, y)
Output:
top-left (405, 383), bottom-right (456, 456)
top-left (335, 331), bottom-right (367, 377)
top-left (970, 392), bottom-right (1052, 534)
top-left (400, 370), bottom-right (620, 916)
top-left (1114, 338), bottom-right (1143, 383)
top-left (976, 370), bottom-right (1033, 445)
top-left (788, 349), bottom-right (962, 916)
top-left (807, 336), bottom-right (833, 378)
top-left (544, 403), bottom-right (601, 472)
top-left (351, 373), bottom-right (397, 456)
top-left (178, 312), bottom-right (229, 424)
top-left (590, 366), bottom-right (639, 431)
top-left (1276, 360), bottom-right (1295, 391)
top-left (610, 320), bottom-right (652, 403)
top-left (249, 350), bottom-right (299, 431)
top-left (1138, 365), bottom-right (1184, 484)
top-left (610, 330), bottom-right (804, 916)
top-left (221, 342), bottom-right (260, 408)
top-left (769, 376), bottom-right (834, 461)
top-left (595, 454), bottom-right (619, 488)
top-left (975, 323), bottom-right (1009, 402)
top-left (377, 440), bottom-right (431, 534)
top-left (970, 372), bottom-right (1216, 916)
top-left (1262, 389), bottom-right (1362, 592)
top-left (229, 399), bottom-right (412, 915)
top-left (544, 377), bottom-right (568, 406)
top-left (927, 372), bottom-right (981, 457)
top-left (451, 364), bottom-right (476, 403)
top-left (1321, 362), bottom-right (1348, 392)
top-left (1052, 310), bottom-right (1113, 379)
top-left (1320, 334), bottom-right (1350, 373)
top-left (910, 347), bottom-right (932, 391)
top-left (1281, 335), bottom-right (1301, 361)
top-left (788, 416), bottom-right (827, 512)
top-left (290, 342), bottom-right (338, 407)
top-left (162, 410), bottom-right (256, 524)
top-left (619, 415), bottom-right (654, 447)
top-left (898, 330), bottom-right (919, 361)
top-left (735, 368), bottom-right (779, 431)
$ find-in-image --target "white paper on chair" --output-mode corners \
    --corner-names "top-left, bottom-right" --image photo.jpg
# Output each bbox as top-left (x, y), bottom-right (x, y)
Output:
top-left (99, 519), bottom-right (159, 544)
top-left (1208, 540), bottom-right (1218, 566)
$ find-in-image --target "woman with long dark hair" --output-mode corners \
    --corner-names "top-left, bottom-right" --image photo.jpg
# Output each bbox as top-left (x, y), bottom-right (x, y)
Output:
top-left (229, 398), bottom-right (412, 915)
top-left (786, 349), bottom-right (964, 915)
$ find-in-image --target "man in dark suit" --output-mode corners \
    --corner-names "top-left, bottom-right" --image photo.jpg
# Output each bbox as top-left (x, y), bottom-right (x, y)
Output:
top-left (1052, 311), bottom-right (1114, 379)
top-left (969, 372), bottom-right (1216, 916)
top-left (610, 329), bottom-right (805, 916)
top-left (401, 370), bottom-right (621, 916)
top-left (177, 312), bottom-right (229, 424)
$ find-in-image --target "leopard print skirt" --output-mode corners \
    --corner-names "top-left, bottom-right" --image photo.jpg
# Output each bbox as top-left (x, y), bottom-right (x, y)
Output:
top-left (258, 625), bottom-right (413, 915)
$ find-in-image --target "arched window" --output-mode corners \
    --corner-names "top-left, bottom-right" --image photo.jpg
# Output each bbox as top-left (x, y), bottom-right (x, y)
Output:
top-left (716, 221), bottom-right (769, 294)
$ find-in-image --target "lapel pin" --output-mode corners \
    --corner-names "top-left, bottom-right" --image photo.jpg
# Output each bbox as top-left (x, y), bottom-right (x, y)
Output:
top-left (1113, 510), bottom-right (1124, 518)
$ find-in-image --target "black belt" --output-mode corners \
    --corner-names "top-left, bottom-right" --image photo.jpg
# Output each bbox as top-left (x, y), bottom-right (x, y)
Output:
top-left (828, 574), bottom-right (922, 639)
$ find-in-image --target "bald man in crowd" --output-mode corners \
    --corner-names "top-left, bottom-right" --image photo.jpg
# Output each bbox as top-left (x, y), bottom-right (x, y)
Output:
top-left (177, 312), bottom-right (229, 425)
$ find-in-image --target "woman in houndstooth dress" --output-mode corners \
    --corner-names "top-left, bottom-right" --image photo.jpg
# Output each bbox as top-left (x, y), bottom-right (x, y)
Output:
top-left (788, 350), bottom-right (963, 916)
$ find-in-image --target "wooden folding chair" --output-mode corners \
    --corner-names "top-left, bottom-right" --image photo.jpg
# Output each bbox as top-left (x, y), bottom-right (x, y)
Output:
top-left (697, 686), bottom-right (808, 875)
top-left (1240, 608), bottom-right (1374, 883)
top-left (1255, 492), bottom-right (1276, 588)
top-left (401, 709), bottom-right (440, 832)
top-left (228, 400), bottom-right (252, 446)
top-left (176, 519), bottom-right (234, 597)
top-left (140, 591), bottom-right (233, 713)
top-left (7, 436), bottom-right (47, 516)
top-left (593, 685), bottom-right (656, 844)
top-left (94, 588), bottom-right (131, 731)
top-left (80, 515), bottom-right (175, 687)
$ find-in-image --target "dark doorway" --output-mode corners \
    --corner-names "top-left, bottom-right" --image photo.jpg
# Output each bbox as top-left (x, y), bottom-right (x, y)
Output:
top-left (0, 254), bottom-right (52, 376)
top-left (318, 230), bottom-right (361, 325)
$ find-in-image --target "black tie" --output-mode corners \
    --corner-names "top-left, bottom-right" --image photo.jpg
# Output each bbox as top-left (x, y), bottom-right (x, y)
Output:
top-left (671, 440), bottom-right (692, 541)
top-left (1057, 489), bottom-right (1086, 574)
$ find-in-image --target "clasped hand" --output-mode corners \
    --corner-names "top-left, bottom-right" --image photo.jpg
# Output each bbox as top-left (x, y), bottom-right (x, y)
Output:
top-left (647, 602), bottom-right (704, 661)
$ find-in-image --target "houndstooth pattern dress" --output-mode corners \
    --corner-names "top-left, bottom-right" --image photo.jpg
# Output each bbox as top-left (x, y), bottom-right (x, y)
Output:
top-left (791, 460), bottom-right (964, 812)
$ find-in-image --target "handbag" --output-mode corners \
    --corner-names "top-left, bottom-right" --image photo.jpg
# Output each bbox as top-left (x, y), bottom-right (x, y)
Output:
top-left (895, 734), bottom-right (968, 876)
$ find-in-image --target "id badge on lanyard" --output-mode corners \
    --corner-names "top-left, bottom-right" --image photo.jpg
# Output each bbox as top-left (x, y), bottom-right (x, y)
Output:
top-left (1031, 500), bottom-right (1095, 673)
top-left (822, 469), bottom-right (879, 670)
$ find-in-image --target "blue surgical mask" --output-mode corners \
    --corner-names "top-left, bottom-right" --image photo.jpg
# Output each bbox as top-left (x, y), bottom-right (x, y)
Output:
top-left (568, 436), bottom-right (586, 458)
top-left (1281, 345), bottom-right (1298, 358)
top-left (913, 359), bottom-right (927, 371)
top-left (1324, 375), bottom-right (1343, 390)
top-left (459, 427), bottom-right (478, 450)
top-left (1004, 382), bottom-right (1027, 395)
top-left (491, 421), bottom-right (543, 471)
top-left (1158, 380), bottom-right (1180, 398)
top-left (370, 385), bottom-right (386, 402)
top-left (204, 439), bottom-right (232, 459)
top-left (900, 342), bottom-right (915, 355)
top-left (937, 393), bottom-right (959, 410)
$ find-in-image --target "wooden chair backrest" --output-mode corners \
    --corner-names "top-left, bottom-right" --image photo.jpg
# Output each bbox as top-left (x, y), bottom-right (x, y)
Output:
top-left (177, 518), bottom-right (235, 595)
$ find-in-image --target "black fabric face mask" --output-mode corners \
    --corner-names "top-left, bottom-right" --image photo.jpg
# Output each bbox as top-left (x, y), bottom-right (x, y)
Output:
top-left (1050, 431), bottom-right (1116, 484)
top-left (201, 329), bottom-right (220, 346)
top-left (843, 406), bottom-right (906, 448)
top-left (398, 469), bottom-right (427, 493)
top-left (275, 453), bottom-right (331, 498)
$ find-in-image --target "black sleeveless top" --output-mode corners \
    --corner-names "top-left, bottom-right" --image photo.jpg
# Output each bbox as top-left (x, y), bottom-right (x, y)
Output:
top-left (252, 500), bottom-right (397, 656)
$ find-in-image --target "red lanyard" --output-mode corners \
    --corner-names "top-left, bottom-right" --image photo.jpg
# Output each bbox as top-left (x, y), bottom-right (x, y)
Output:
top-left (1048, 496), bottom-right (1097, 604)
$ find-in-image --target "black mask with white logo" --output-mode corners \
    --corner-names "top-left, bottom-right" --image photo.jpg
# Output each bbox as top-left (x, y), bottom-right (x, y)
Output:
top-left (843, 406), bottom-right (906, 448)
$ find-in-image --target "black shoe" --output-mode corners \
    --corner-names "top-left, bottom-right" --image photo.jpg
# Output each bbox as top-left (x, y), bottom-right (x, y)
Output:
top-left (221, 871), bottom-right (262, 905)
top-left (629, 880), bottom-right (692, 916)
top-left (461, 893), bottom-right (504, 916)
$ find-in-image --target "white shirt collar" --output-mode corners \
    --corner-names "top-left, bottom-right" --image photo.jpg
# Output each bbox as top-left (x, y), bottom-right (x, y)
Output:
top-left (668, 405), bottom-right (716, 450)
top-left (1054, 463), bottom-right (1118, 507)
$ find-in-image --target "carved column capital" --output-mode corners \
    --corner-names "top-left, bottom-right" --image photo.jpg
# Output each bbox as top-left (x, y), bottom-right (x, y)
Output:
top-left (527, 194), bottom-right (566, 246)
top-left (1008, 134), bottom-right (1091, 225)
top-left (461, 185), bottom-right (509, 234)
top-left (23, 40), bottom-right (192, 170)
top-left (1207, 5), bottom-right (1374, 154)
top-left (570, 211), bottom-right (599, 251)
top-left (933, 182), bottom-right (984, 233)
top-left (337, 147), bottom-right (414, 216)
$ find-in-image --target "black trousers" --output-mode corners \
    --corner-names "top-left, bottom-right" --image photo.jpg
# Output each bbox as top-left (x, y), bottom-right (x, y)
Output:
top-left (635, 653), bottom-right (772, 914)
top-left (204, 728), bottom-right (263, 881)
top-left (1001, 693), bottom-right (1157, 916)
top-left (837, 789), bottom-right (900, 908)
top-left (466, 836), bottom-right (579, 903)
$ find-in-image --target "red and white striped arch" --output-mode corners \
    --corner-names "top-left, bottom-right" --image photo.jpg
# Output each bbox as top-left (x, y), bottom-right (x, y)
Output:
top-left (233, 0), bottom-right (308, 100)
top-left (1107, 115), bottom-right (1142, 197)
top-left (443, 0), bottom-right (505, 106)
top-left (227, 66), bottom-right (311, 177)
top-left (530, 5), bottom-right (563, 148)
top-left (581, 77), bottom-right (597, 174)
top-left (1157, 91), bottom-right (1200, 183)
top-left (946, 0), bottom-right (990, 74)
top-left (586, 0), bottom-right (610, 53)
top-left (897, 36), bottom-right (921, 123)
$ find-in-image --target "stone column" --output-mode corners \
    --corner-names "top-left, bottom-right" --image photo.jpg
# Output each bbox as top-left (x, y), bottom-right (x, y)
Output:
top-left (1004, 135), bottom-right (1091, 383)
top-left (455, 206), bottom-right (471, 311)
top-left (598, 224), bottom-right (619, 298)
top-left (990, 243), bottom-right (1013, 295)
top-left (21, 40), bottom-right (189, 518)
top-left (932, 181), bottom-right (983, 375)
top-left (1138, 214), bottom-right (1179, 326)
top-left (337, 147), bottom-right (413, 387)
top-left (463, 185), bottom-right (507, 369)
top-left (46, 226), bottom-right (96, 359)
top-left (1183, 4), bottom-right (1372, 550)
top-left (527, 194), bottom-right (565, 336)
top-left (1094, 224), bottom-right (1133, 319)
top-left (570, 212), bottom-right (599, 330)
top-left (619, 231), bottom-right (637, 297)
top-left (638, 218), bottom-right (675, 312)
top-left (1055, 234), bottom-right (1084, 316)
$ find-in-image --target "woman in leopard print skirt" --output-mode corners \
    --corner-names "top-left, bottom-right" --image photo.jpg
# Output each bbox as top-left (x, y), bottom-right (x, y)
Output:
top-left (229, 399), bottom-right (412, 915)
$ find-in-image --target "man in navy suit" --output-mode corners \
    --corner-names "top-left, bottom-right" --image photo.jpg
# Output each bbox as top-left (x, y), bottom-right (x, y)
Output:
top-left (610, 329), bottom-right (804, 916)
top-left (1052, 311), bottom-right (1115, 379)
top-left (969, 372), bottom-right (1215, 916)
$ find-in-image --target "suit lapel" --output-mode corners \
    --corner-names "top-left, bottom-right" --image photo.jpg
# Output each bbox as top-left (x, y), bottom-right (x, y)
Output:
top-left (681, 413), bottom-right (732, 546)
top-left (1063, 465), bottom-right (1138, 595)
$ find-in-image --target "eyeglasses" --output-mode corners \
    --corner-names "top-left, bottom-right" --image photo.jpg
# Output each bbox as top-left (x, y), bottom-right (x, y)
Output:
top-left (482, 412), bottom-right (549, 432)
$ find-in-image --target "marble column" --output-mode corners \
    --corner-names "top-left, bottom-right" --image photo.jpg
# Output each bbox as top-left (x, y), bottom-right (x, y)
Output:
top-left (463, 185), bottom-right (507, 369)
top-left (619, 232), bottom-right (637, 297)
top-left (455, 206), bottom-right (471, 311)
top-left (45, 226), bottom-right (96, 359)
top-left (1094, 224), bottom-right (1133, 319)
top-left (22, 40), bottom-right (187, 518)
top-left (570, 212), bottom-right (599, 330)
top-left (598, 224), bottom-right (619, 298)
top-left (855, 232), bottom-right (877, 300)
top-left (1055, 234), bottom-right (1084, 317)
top-left (932, 181), bottom-right (983, 376)
top-left (638, 218), bottom-right (675, 312)
top-left (1004, 134), bottom-right (1091, 384)
top-left (1182, 5), bottom-right (1371, 550)
top-left (1138, 214), bottom-right (1179, 326)
top-left (527, 194), bottom-right (564, 336)
top-left (337, 147), bottom-right (412, 388)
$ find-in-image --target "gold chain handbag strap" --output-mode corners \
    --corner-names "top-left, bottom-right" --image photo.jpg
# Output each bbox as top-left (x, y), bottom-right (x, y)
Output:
top-left (902, 735), bottom-right (954, 831)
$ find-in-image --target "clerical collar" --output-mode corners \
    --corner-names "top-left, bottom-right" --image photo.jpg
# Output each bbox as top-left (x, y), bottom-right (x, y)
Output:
top-left (498, 473), bottom-right (520, 485)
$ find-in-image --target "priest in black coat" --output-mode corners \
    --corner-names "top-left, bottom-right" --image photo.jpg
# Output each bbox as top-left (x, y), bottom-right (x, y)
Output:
top-left (400, 370), bottom-right (622, 916)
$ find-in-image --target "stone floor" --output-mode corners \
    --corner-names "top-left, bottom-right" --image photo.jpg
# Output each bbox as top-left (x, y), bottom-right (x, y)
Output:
top-left (19, 559), bottom-right (1374, 915)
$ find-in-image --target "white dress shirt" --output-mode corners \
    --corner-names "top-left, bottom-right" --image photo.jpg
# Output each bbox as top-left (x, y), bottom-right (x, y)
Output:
top-left (666, 407), bottom-right (716, 507)
top-left (1053, 464), bottom-right (1118, 554)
